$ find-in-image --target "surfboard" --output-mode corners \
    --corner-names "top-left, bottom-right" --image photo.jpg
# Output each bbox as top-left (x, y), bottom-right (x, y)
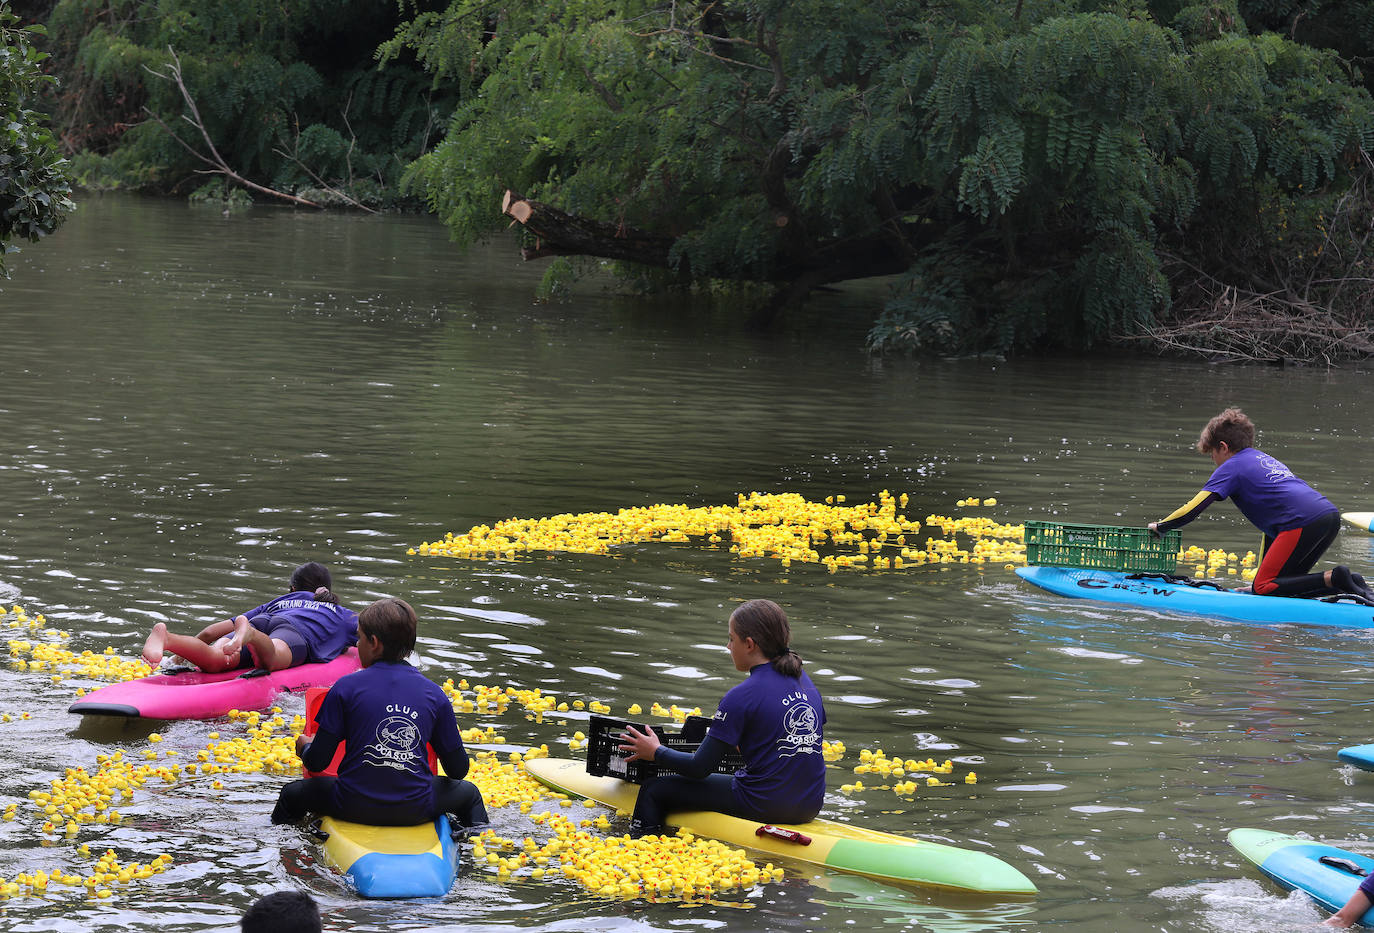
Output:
top-left (522, 756), bottom-right (1037, 896)
top-left (1229, 828), bottom-right (1374, 925)
top-left (1344, 513), bottom-right (1374, 533)
top-left (68, 649), bottom-right (361, 719)
top-left (1339, 745), bottom-right (1374, 771)
top-left (317, 814), bottom-right (457, 898)
top-left (1016, 566), bottom-right (1374, 628)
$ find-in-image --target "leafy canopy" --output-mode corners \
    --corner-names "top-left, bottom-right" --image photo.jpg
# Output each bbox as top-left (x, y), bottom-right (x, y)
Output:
top-left (44, 0), bottom-right (454, 201)
top-left (389, 0), bottom-right (1374, 352)
top-left (0, 1), bottom-right (74, 276)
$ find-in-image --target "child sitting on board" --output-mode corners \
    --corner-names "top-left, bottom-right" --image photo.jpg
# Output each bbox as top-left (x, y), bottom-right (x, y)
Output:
top-left (270, 596), bottom-right (488, 829)
top-left (1148, 408), bottom-right (1370, 600)
top-left (141, 562), bottom-right (359, 672)
top-left (618, 598), bottom-right (827, 836)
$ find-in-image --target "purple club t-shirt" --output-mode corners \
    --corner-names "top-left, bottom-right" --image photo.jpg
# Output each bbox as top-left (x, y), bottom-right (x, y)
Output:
top-left (706, 663), bottom-right (827, 817)
top-left (316, 661), bottom-right (466, 817)
top-left (244, 591), bottom-right (359, 663)
top-left (1202, 447), bottom-right (1335, 538)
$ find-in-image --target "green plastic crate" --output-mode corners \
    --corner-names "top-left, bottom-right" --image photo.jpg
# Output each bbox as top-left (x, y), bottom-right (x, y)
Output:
top-left (1023, 521), bottom-right (1181, 572)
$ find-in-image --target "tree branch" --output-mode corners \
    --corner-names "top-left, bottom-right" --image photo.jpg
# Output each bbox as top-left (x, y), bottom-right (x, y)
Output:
top-left (142, 47), bottom-right (321, 208)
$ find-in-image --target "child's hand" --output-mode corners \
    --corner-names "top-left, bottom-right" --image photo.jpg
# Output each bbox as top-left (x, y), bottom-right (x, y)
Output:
top-left (619, 725), bottom-right (660, 763)
top-left (220, 618), bottom-right (249, 662)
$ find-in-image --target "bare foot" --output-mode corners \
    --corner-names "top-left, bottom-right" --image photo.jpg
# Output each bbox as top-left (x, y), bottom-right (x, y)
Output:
top-left (141, 623), bottom-right (168, 668)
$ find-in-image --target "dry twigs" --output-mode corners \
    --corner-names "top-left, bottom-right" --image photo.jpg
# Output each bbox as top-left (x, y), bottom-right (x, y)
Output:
top-left (1130, 266), bottom-right (1374, 365)
top-left (1134, 163), bottom-right (1374, 365)
top-left (1135, 299), bottom-right (1374, 365)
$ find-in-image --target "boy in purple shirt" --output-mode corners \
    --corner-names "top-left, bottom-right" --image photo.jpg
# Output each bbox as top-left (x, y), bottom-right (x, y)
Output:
top-left (1149, 408), bottom-right (1368, 599)
top-left (619, 598), bottom-right (826, 836)
top-left (271, 597), bottom-right (487, 829)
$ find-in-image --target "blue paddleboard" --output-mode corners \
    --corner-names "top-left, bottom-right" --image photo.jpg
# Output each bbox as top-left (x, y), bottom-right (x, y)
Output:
top-left (1016, 566), bottom-right (1374, 629)
top-left (1340, 745), bottom-right (1374, 771)
top-left (1229, 828), bottom-right (1374, 925)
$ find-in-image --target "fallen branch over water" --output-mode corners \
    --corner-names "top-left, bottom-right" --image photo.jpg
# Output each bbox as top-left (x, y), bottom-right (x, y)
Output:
top-left (142, 48), bottom-right (321, 209)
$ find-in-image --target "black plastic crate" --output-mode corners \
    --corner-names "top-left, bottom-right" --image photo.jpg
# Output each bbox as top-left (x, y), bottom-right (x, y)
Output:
top-left (586, 714), bottom-right (744, 784)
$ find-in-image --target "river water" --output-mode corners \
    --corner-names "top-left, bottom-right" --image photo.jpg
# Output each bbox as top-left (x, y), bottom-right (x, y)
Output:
top-left (3, 193), bottom-right (1374, 931)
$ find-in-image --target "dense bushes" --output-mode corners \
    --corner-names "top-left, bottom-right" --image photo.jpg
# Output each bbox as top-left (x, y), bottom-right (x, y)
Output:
top-left (40, 0), bottom-right (454, 205)
top-left (385, 0), bottom-right (1374, 354)
top-left (0, 1), bottom-right (72, 275)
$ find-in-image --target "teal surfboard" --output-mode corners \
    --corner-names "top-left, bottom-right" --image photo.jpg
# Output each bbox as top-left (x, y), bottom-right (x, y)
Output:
top-left (1340, 745), bottom-right (1374, 771)
top-left (1229, 828), bottom-right (1374, 925)
top-left (1017, 566), bottom-right (1374, 628)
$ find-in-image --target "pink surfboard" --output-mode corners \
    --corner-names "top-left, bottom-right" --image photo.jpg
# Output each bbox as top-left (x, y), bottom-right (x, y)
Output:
top-left (67, 649), bottom-right (361, 719)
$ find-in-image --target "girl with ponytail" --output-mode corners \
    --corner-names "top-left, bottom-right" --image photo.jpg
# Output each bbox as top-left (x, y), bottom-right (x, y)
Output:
top-left (620, 599), bottom-right (827, 836)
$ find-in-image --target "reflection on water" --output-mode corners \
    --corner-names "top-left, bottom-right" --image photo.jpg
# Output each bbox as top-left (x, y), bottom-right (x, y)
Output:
top-left (803, 870), bottom-right (1038, 929)
top-left (4, 194), bottom-right (1374, 929)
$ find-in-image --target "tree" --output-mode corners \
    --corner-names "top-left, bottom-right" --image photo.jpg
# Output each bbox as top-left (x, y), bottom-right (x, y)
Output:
top-left (0, 1), bottom-right (73, 276)
top-left (388, 0), bottom-right (1374, 354)
top-left (42, 0), bottom-right (454, 204)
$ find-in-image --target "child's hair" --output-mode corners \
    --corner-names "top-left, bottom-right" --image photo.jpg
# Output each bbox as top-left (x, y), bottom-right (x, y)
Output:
top-left (240, 889), bottom-right (321, 933)
top-left (1197, 408), bottom-right (1256, 454)
top-left (730, 599), bottom-right (803, 677)
top-left (358, 597), bottom-right (418, 663)
top-left (289, 562), bottom-right (332, 594)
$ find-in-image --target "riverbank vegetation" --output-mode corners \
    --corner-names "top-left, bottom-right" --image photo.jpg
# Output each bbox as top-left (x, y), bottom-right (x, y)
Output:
top-left (9, 0), bottom-right (1374, 359)
top-left (1, 4), bottom-right (72, 276)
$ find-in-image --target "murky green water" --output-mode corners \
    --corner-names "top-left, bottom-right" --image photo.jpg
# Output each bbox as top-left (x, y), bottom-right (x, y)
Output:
top-left (4, 194), bottom-right (1374, 930)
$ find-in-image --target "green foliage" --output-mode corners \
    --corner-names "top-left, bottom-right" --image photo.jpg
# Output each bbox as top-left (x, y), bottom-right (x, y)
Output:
top-left (188, 178), bottom-right (251, 209)
top-left (0, 2), bottom-right (74, 276)
top-left (387, 0), bottom-right (1374, 353)
top-left (537, 257), bottom-right (576, 301)
top-left (42, 0), bottom-right (455, 201)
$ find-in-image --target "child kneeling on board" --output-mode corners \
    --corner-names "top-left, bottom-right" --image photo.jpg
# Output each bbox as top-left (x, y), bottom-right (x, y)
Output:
top-left (271, 597), bottom-right (488, 830)
top-left (618, 598), bottom-right (827, 836)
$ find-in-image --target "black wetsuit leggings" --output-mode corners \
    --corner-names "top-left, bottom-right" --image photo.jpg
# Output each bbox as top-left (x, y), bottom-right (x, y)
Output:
top-left (270, 775), bottom-right (488, 827)
top-left (1253, 511), bottom-right (1341, 596)
top-left (631, 774), bottom-right (819, 832)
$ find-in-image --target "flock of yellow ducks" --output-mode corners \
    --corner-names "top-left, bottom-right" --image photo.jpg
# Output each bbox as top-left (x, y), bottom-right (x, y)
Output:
top-left (0, 494), bottom-right (1260, 906)
top-left (412, 491), bottom-right (1257, 581)
top-left (411, 491), bottom-right (1029, 571)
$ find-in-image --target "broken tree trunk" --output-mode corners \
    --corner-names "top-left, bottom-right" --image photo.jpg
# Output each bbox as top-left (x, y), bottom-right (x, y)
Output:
top-left (498, 189), bottom-right (931, 291)
top-left (502, 191), bottom-right (677, 268)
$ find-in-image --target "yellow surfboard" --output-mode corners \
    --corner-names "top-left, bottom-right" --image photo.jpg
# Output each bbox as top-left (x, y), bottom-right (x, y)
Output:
top-left (316, 815), bottom-right (456, 898)
top-left (523, 757), bottom-right (1036, 896)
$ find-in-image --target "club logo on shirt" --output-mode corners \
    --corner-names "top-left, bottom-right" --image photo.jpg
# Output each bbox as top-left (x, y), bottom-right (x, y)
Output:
top-left (1257, 454), bottom-right (1294, 482)
top-left (778, 702), bottom-right (821, 757)
top-left (362, 715), bottom-right (423, 771)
